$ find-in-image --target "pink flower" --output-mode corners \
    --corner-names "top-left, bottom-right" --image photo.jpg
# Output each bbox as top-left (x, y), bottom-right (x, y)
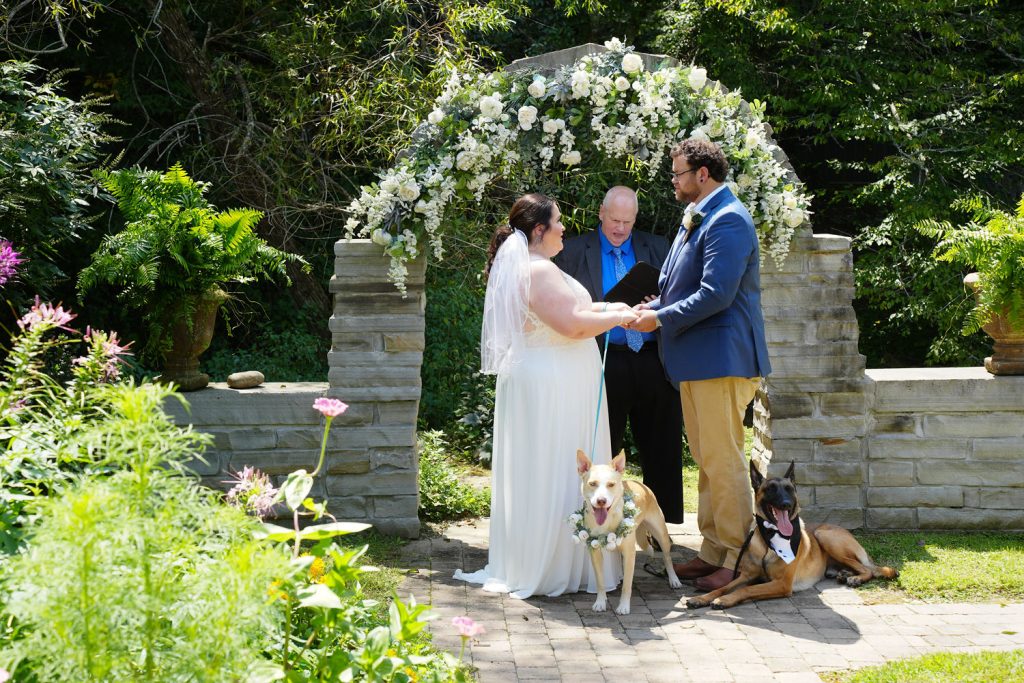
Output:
top-left (225, 466), bottom-right (280, 518)
top-left (452, 616), bottom-right (485, 638)
top-left (0, 667), bottom-right (10, 682)
top-left (313, 397), bottom-right (349, 418)
top-left (17, 296), bottom-right (76, 331)
top-left (0, 240), bottom-right (23, 285)
top-left (74, 326), bottom-right (134, 382)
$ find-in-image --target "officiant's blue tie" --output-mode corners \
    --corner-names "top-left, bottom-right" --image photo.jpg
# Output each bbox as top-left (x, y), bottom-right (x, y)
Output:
top-left (611, 247), bottom-right (644, 352)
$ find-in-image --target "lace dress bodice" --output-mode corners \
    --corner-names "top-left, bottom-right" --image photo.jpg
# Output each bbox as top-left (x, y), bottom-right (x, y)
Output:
top-left (524, 271), bottom-right (594, 347)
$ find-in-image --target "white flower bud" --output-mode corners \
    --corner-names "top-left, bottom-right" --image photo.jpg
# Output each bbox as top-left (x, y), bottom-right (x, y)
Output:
top-left (427, 109), bottom-right (444, 125)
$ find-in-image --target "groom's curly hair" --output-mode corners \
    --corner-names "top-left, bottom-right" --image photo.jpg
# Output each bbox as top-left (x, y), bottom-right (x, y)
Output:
top-left (670, 140), bottom-right (729, 182)
top-left (483, 193), bottom-right (557, 280)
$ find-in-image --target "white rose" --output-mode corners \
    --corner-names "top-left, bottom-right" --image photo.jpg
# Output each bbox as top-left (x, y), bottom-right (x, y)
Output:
top-left (543, 118), bottom-right (565, 134)
top-left (606, 541), bottom-right (617, 551)
top-left (380, 177), bottom-right (399, 194)
top-left (708, 119), bottom-right (725, 137)
top-left (517, 105), bottom-right (538, 130)
top-left (682, 212), bottom-right (694, 230)
top-left (783, 192), bottom-right (798, 209)
top-left (479, 93), bottom-right (503, 119)
top-left (607, 532), bottom-right (617, 542)
top-left (621, 53), bottom-right (644, 74)
top-left (737, 173), bottom-right (755, 189)
top-left (398, 182), bottom-right (420, 202)
top-left (427, 109), bottom-right (444, 125)
top-left (591, 539), bottom-right (600, 548)
top-left (571, 71), bottom-right (591, 98)
top-left (560, 150), bottom-right (582, 166)
top-left (785, 208), bottom-right (805, 228)
top-left (689, 126), bottom-right (710, 142)
top-left (745, 128), bottom-right (761, 148)
top-left (371, 229), bottom-right (392, 247)
top-left (615, 76), bottom-right (630, 92)
top-left (688, 67), bottom-right (707, 91)
top-left (579, 530), bottom-right (589, 541)
top-left (414, 199), bottom-right (429, 214)
top-left (527, 78), bottom-right (546, 98)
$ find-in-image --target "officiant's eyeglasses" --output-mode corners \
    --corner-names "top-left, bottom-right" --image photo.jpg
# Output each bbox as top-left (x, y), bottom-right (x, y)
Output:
top-left (670, 168), bottom-right (700, 179)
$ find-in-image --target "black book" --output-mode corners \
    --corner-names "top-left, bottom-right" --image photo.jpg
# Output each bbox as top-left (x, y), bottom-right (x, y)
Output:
top-left (604, 261), bottom-right (661, 307)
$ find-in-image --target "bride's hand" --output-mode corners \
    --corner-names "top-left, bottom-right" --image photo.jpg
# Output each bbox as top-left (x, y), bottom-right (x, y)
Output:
top-left (618, 308), bottom-right (639, 328)
top-left (604, 301), bottom-right (632, 313)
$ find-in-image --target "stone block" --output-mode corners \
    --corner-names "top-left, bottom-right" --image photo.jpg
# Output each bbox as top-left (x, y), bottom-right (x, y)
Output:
top-left (759, 438), bottom-right (815, 462)
top-left (329, 314), bottom-right (424, 334)
top-left (328, 365), bottom-right (422, 386)
top-left (808, 320), bottom-right (860, 344)
top-left (762, 305), bottom-right (858, 324)
top-left (185, 452), bottom-right (222, 477)
top-left (761, 286), bottom-right (855, 308)
top-left (814, 485), bottom-right (862, 506)
top-left (815, 437), bottom-right (864, 461)
top-left (325, 471), bottom-right (419, 496)
top-left (768, 341), bottom-right (861, 358)
top-left (868, 461), bottom-right (915, 486)
top-left (918, 507), bottom-right (1024, 530)
top-left (866, 507), bottom-right (917, 529)
top-left (383, 332), bottom-right (426, 352)
top-left (768, 416), bottom-right (865, 440)
top-left (327, 350), bottom-right (423, 368)
top-left (759, 250), bottom-right (806, 275)
top-left (227, 428), bottom-right (278, 450)
top-left (794, 461), bottom-right (863, 486)
top-left (331, 331), bottom-right (380, 352)
top-left (330, 425), bottom-right (416, 449)
top-left (800, 505), bottom-right (863, 529)
top-left (229, 450), bottom-right (318, 475)
top-left (164, 383), bottom-right (329, 427)
top-left (923, 413), bottom-right (1024, 439)
top-left (868, 438), bottom-right (968, 460)
top-left (766, 377), bottom-right (868, 394)
top-left (276, 427), bottom-right (350, 450)
top-left (769, 354), bottom-right (866, 380)
top-left (808, 251), bottom-right (853, 275)
top-left (871, 414), bottom-right (918, 435)
top-left (327, 385), bottom-right (422, 402)
top-left (368, 516), bottom-right (421, 538)
top-left (866, 486), bottom-right (963, 508)
top-left (819, 392), bottom-right (870, 417)
top-left (972, 438), bottom-right (1024, 460)
top-left (326, 452), bottom-right (372, 475)
top-left (868, 368), bottom-right (1024, 412)
top-left (916, 460), bottom-right (1024, 487)
top-left (332, 290), bottom-right (426, 315)
top-left (376, 401), bottom-right (421, 425)
top-left (809, 234), bottom-right (853, 253)
top-left (977, 487), bottom-right (1024, 509)
top-left (762, 393), bottom-right (815, 419)
top-left (371, 448), bottom-right (417, 470)
top-left (764, 321), bottom-right (806, 345)
top-left (372, 495), bottom-right (419, 517)
top-left (325, 495), bottom-right (367, 519)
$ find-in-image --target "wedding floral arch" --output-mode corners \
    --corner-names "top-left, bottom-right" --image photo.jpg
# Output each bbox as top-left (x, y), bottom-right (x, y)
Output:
top-left (344, 39), bottom-right (812, 293)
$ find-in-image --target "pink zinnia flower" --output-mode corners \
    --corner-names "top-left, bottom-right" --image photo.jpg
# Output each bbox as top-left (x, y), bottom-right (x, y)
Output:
top-left (17, 296), bottom-right (76, 331)
top-left (313, 397), bottom-right (349, 418)
top-left (0, 240), bottom-right (22, 286)
top-left (452, 616), bottom-right (485, 638)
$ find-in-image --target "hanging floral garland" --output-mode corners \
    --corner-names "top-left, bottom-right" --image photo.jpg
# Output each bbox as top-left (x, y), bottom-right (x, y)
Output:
top-left (344, 38), bottom-right (812, 293)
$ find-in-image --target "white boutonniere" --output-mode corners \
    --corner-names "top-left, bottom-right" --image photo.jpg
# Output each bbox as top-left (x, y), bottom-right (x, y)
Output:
top-left (682, 210), bottom-right (704, 231)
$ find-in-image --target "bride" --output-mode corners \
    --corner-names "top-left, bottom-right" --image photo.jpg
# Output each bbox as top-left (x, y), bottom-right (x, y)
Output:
top-left (455, 193), bottom-right (638, 599)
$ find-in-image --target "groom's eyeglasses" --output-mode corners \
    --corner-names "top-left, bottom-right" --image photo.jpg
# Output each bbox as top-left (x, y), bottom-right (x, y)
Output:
top-left (670, 168), bottom-right (700, 179)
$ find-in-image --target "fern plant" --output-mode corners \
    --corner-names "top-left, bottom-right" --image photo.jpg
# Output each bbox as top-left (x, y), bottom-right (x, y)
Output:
top-left (78, 164), bottom-right (308, 361)
top-left (915, 193), bottom-right (1024, 335)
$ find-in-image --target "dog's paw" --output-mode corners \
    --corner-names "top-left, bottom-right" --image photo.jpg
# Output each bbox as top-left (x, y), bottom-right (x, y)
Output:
top-left (592, 598), bottom-right (608, 612)
top-left (668, 576), bottom-right (683, 590)
top-left (685, 597), bottom-right (708, 609)
top-left (710, 599), bottom-right (729, 610)
top-left (845, 576), bottom-right (864, 588)
top-left (615, 601), bottom-right (631, 615)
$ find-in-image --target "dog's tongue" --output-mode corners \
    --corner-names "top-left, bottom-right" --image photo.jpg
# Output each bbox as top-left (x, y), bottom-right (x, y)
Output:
top-left (593, 507), bottom-right (608, 526)
top-left (773, 506), bottom-right (793, 536)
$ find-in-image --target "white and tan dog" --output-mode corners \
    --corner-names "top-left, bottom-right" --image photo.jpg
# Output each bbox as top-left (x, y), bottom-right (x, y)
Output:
top-left (576, 449), bottom-right (682, 614)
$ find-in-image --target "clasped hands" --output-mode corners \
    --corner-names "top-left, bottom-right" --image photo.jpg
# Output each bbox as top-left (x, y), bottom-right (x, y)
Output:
top-left (606, 297), bottom-right (659, 333)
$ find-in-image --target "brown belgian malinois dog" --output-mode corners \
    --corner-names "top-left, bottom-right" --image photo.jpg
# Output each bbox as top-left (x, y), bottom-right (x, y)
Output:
top-left (687, 462), bottom-right (898, 610)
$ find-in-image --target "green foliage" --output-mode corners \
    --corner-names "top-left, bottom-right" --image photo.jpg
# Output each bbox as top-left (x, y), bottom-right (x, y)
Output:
top-left (654, 0), bottom-right (1024, 365)
top-left (418, 431), bottom-right (491, 522)
top-left (0, 60), bottom-right (112, 302)
top-left (916, 194), bottom-right (1024, 334)
top-left (78, 164), bottom-right (308, 362)
top-left (825, 649), bottom-right (1024, 683)
top-left (1, 381), bottom-right (291, 681)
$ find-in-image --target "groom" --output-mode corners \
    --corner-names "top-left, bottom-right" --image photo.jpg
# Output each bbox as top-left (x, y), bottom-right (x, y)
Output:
top-left (630, 139), bottom-right (771, 591)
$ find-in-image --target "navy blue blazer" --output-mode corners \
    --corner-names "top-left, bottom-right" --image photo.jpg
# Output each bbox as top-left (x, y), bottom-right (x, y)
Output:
top-left (652, 186), bottom-right (771, 383)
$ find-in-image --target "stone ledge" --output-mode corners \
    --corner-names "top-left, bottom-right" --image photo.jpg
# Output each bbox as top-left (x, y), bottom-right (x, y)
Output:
top-left (868, 367), bottom-right (1024, 412)
top-left (165, 382), bottom-right (329, 426)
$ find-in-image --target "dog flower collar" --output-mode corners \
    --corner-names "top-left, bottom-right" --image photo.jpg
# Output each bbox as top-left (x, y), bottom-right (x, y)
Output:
top-left (568, 492), bottom-right (637, 551)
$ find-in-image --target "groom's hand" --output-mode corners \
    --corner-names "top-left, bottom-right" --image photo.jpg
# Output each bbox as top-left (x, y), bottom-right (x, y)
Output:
top-left (631, 308), bottom-right (659, 333)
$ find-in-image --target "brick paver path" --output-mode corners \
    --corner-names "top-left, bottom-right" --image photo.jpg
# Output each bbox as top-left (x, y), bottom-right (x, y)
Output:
top-left (399, 517), bottom-right (1024, 682)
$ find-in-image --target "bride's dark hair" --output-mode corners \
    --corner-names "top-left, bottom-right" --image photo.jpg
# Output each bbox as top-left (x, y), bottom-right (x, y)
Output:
top-left (483, 193), bottom-right (557, 280)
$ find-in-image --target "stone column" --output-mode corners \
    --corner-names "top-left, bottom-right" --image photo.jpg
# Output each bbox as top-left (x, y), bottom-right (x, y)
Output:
top-left (752, 227), bottom-right (871, 528)
top-left (327, 240), bottom-right (425, 537)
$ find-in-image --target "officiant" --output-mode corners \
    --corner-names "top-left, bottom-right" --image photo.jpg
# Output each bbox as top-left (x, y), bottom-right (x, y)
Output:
top-left (554, 186), bottom-right (684, 523)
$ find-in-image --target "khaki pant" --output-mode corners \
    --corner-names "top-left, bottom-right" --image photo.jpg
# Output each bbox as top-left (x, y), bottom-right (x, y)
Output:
top-left (679, 376), bottom-right (760, 570)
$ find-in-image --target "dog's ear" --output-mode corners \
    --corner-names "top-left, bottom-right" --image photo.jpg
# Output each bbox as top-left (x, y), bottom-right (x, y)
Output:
top-left (611, 450), bottom-right (626, 473)
top-left (576, 449), bottom-right (592, 475)
top-left (784, 461), bottom-right (796, 483)
top-left (749, 461), bottom-right (765, 491)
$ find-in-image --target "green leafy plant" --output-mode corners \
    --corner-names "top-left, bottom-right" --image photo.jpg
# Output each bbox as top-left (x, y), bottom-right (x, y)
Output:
top-left (418, 430), bottom-right (491, 522)
top-left (916, 194), bottom-right (1024, 334)
top-left (77, 164), bottom-right (309, 362)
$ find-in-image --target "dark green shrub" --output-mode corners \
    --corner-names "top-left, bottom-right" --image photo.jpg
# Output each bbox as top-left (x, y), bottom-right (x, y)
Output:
top-left (418, 431), bottom-right (490, 522)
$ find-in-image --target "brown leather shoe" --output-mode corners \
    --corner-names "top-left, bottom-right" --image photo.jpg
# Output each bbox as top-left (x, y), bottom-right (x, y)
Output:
top-left (693, 567), bottom-right (737, 592)
top-left (672, 557), bottom-right (719, 579)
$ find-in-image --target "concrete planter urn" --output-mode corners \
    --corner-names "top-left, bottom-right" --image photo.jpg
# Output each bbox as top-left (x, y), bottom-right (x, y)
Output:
top-left (157, 288), bottom-right (229, 391)
top-left (964, 273), bottom-right (1024, 375)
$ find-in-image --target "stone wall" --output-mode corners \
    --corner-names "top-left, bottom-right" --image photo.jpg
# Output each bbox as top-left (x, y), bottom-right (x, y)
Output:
top-left (170, 239), bottom-right (425, 538)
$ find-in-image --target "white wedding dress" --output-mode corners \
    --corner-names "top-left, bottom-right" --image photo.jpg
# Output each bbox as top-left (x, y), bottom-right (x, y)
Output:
top-left (455, 271), bottom-right (622, 599)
